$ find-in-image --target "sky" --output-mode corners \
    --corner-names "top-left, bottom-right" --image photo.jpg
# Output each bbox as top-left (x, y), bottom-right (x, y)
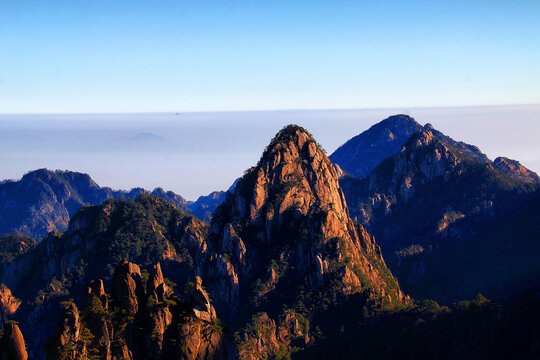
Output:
top-left (1, 0), bottom-right (539, 112)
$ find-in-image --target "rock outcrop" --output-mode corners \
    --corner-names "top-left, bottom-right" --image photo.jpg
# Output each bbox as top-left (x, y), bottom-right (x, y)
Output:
top-left (2, 194), bottom-right (210, 358)
top-left (238, 311), bottom-right (309, 360)
top-left (48, 260), bottom-right (234, 360)
top-left (0, 286), bottom-right (20, 318)
top-left (111, 259), bottom-right (145, 316)
top-left (0, 285), bottom-right (20, 332)
top-left (0, 322), bottom-right (27, 360)
top-left (46, 302), bottom-right (87, 360)
top-left (147, 263), bottom-right (171, 305)
top-left (191, 276), bottom-right (217, 322)
top-left (494, 157), bottom-right (540, 184)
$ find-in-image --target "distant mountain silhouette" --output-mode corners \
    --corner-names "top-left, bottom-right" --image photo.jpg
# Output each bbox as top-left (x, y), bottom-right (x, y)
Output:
top-left (0, 169), bottom-right (190, 241)
top-left (188, 190), bottom-right (227, 222)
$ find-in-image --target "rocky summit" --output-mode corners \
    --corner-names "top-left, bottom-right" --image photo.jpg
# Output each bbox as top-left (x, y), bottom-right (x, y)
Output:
top-left (494, 156), bottom-right (540, 184)
top-left (330, 114), bottom-right (423, 178)
top-left (210, 125), bottom-right (404, 303)
top-left (330, 115), bottom-right (489, 179)
top-left (206, 125), bottom-right (406, 356)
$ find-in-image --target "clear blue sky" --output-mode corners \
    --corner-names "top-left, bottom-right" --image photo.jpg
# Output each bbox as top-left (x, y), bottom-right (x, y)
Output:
top-left (1, 0), bottom-right (539, 113)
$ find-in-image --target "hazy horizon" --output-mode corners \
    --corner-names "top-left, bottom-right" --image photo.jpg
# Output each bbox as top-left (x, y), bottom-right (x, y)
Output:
top-left (1, 104), bottom-right (539, 200)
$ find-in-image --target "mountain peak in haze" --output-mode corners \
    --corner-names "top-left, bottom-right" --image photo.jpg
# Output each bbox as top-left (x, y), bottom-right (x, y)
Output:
top-left (330, 114), bottom-right (490, 178)
top-left (330, 115), bottom-right (423, 178)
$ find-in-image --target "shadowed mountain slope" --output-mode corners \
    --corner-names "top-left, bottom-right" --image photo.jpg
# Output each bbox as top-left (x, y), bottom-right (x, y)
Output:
top-left (330, 115), bottom-right (423, 178)
top-left (339, 126), bottom-right (540, 303)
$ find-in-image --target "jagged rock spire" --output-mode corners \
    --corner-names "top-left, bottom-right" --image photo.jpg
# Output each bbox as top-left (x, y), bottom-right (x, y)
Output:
top-left (191, 276), bottom-right (217, 322)
top-left (111, 259), bottom-right (145, 316)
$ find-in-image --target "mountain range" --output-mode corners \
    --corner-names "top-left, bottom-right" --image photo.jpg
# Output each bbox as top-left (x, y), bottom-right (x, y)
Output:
top-left (0, 125), bottom-right (407, 359)
top-left (0, 118), bottom-right (538, 359)
top-left (0, 169), bottom-right (226, 242)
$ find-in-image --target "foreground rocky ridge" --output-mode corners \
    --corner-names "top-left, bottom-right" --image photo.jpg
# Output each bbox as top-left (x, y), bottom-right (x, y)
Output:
top-left (3, 194), bottom-right (212, 358)
top-left (47, 260), bottom-right (234, 360)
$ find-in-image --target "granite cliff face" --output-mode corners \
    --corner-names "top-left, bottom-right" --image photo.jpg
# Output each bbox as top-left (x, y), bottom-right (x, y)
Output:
top-left (0, 285), bottom-right (20, 330)
top-left (339, 124), bottom-right (540, 303)
top-left (2, 194), bottom-right (211, 358)
top-left (47, 260), bottom-right (234, 360)
top-left (0, 321), bottom-right (27, 360)
top-left (204, 125), bottom-right (405, 357)
top-left (237, 311), bottom-right (309, 360)
top-left (211, 125), bottom-right (402, 303)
